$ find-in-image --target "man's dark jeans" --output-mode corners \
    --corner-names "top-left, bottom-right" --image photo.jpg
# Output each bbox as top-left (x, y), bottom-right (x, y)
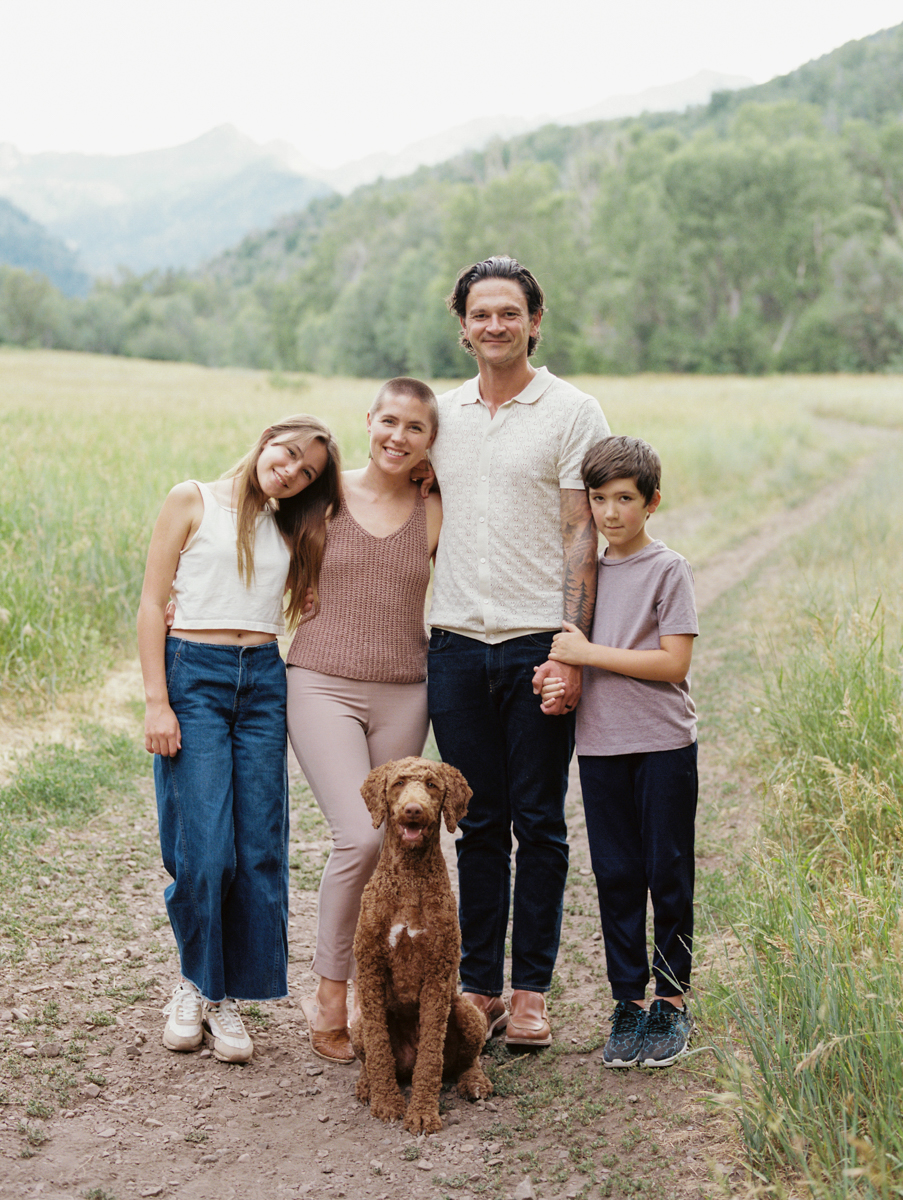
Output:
top-left (428, 629), bottom-right (575, 995)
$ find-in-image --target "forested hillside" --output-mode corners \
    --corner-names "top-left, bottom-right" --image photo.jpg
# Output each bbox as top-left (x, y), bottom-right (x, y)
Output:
top-left (0, 198), bottom-right (90, 297)
top-left (2, 23), bottom-right (901, 375)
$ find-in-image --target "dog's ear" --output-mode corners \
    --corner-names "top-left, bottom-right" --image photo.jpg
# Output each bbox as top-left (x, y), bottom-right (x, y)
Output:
top-left (361, 762), bottom-right (393, 829)
top-left (438, 763), bottom-right (472, 833)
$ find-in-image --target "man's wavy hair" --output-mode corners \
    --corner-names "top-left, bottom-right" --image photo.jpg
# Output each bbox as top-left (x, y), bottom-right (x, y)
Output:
top-left (446, 255), bottom-right (545, 357)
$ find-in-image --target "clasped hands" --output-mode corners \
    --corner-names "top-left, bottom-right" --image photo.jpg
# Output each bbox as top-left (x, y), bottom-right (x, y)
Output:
top-left (532, 622), bottom-right (588, 715)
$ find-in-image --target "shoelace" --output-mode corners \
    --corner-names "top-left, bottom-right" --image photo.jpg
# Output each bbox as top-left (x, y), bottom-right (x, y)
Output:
top-left (209, 999), bottom-right (245, 1035)
top-left (644, 1005), bottom-right (678, 1035)
top-left (612, 1003), bottom-right (644, 1032)
top-left (164, 984), bottom-right (202, 1022)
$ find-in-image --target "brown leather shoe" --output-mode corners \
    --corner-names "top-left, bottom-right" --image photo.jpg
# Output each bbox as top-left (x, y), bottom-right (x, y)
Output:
top-left (462, 992), bottom-right (509, 1040)
top-left (300, 996), bottom-right (355, 1064)
top-left (505, 990), bottom-right (552, 1047)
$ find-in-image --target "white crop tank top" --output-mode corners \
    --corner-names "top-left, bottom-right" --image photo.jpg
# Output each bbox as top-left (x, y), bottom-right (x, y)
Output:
top-left (170, 481), bottom-right (291, 635)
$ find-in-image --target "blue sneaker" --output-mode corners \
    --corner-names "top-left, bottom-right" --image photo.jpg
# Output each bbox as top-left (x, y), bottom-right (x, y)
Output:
top-left (602, 1001), bottom-right (648, 1067)
top-left (640, 998), bottom-right (692, 1067)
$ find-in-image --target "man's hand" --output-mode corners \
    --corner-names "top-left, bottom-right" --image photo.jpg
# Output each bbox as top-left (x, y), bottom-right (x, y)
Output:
top-left (532, 659), bottom-right (582, 715)
top-left (410, 456), bottom-right (435, 498)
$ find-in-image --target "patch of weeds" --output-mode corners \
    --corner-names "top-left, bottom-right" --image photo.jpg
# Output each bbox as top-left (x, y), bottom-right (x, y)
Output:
top-left (483, 1120), bottom-right (515, 1145)
top-left (84, 1189), bottom-right (118, 1200)
top-left (184, 1129), bottom-right (208, 1144)
top-left (85, 1011), bottom-right (116, 1027)
top-left (562, 1029), bottom-right (604, 1056)
top-left (85, 1072), bottom-right (107, 1087)
top-left (41, 999), bottom-right (64, 1028)
top-left (290, 782), bottom-right (329, 836)
top-left (25, 1097), bottom-right (53, 1118)
top-left (572, 1096), bottom-right (607, 1124)
top-left (435, 1173), bottom-right (470, 1188)
top-left (288, 851), bottom-right (324, 892)
top-left (568, 1142), bottom-right (599, 1180)
top-left (402, 1143), bottom-right (421, 1160)
top-left (64, 1040), bottom-right (87, 1066)
top-left (104, 981), bottom-right (151, 1005)
top-left (242, 1003), bottom-right (269, 1029)
top-left (45, 1065), bottom-right (77, 1107)
top-left (619, 1127), bottom-right (647, 1151)
top-left (18, 1120), bottom-right (49, 1147)
top-left (602, 1170), bottom-right (658, 1197)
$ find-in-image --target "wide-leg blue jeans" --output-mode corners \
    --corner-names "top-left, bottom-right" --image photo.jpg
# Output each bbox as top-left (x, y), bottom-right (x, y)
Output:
top-left (427, 629), bottom-right (575, 995)
top-left (154, 638), bottom-right (289, 1003)
top-left (578, 743), bottom-right (697, 1000)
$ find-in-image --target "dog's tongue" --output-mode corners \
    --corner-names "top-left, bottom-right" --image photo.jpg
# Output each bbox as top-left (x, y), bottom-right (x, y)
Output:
top-left (402, 825), bottom-right (422, 841)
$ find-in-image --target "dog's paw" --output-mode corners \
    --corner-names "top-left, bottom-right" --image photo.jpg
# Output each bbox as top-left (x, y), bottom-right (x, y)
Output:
top-left (457, 1066), bottom-right (494, 1100)
top-left (355, 1075), bottom-right (371, 1103)
top-left (404, 1106), bottom-right (443, 1135)
top-left (370, 1091), bottom-right (406, 1123)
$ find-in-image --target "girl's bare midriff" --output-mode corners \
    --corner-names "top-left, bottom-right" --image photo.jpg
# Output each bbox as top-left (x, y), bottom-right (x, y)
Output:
top-left (169, 628), bottom-right (277, 646)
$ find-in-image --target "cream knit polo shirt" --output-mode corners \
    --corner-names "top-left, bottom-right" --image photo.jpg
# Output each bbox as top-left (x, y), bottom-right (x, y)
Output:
top-left (428, 367), bottom-right (610, 644)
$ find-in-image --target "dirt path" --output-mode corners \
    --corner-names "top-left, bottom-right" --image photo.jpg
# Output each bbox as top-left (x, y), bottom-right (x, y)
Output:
top-left (0, 442), bottom-right (883, 1200)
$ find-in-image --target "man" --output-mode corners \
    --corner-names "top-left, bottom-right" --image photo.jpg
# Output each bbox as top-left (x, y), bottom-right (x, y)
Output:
top-left (427, 255), bottom-right (610, 1045)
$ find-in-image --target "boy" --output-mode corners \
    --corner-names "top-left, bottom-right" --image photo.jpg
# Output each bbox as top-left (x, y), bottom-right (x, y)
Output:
top-left (543, 435), bottom-right (698, 1067)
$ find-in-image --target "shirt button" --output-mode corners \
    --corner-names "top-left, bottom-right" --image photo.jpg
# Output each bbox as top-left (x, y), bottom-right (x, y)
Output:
top-left (481, 476), bottom-right (487, 481)
top-left (479, 517), bottom-right (485, 523)
top-left (480, 557), bottom-right (486, 563)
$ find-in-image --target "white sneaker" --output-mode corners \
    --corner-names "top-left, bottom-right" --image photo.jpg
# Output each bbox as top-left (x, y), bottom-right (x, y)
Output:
top-left (162, 981), bottom-right (204, 1052)
top-left (203, 998), bottom-right (253, 1063)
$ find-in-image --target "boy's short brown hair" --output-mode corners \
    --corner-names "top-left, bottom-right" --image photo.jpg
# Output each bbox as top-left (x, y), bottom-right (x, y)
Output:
top-left (581, 435), bottom-right (662, 504)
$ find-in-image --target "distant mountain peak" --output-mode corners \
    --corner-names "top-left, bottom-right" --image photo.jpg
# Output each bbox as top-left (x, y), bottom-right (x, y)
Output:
top-left (314, 70), bottom-right (754, 193)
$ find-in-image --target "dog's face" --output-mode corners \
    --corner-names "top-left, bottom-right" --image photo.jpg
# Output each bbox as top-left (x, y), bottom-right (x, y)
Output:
top-left (360, 757), bottom-right (472, 848)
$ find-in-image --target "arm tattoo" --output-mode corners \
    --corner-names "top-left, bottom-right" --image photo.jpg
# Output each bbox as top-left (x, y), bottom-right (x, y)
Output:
top-left (560, 488), bottom-right (598, 636)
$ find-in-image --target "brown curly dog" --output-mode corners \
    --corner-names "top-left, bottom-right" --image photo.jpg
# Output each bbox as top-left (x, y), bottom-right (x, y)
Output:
top-left (351, 756), bottom-right (493, 1134)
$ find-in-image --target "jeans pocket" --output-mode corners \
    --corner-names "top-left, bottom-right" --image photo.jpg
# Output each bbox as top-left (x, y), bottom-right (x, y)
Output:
top-left (428, 628), bottom-right (453, 653)
top-left (164, 639), bottom-right (185, 693)
top-left (524, 631), bottom-right (556, 651)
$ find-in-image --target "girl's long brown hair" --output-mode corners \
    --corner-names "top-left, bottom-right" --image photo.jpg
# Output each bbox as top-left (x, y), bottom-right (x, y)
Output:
top-left (226, 415), bottom-right (342, 629)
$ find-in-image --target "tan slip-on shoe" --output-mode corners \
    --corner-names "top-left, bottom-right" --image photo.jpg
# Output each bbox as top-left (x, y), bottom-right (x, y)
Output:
top-left (505, 990), bottom-right (552, 1047)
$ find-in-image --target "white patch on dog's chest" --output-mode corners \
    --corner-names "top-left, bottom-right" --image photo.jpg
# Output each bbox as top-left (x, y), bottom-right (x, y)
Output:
top-left (388, 922), bottom-right (424, 949)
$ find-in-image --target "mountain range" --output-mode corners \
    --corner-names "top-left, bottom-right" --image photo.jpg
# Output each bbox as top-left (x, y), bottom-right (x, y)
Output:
top-left (0, 69), bottom-right (750, 287)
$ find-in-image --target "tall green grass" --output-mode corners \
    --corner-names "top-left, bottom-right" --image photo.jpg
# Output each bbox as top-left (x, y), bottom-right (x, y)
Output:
top-left (715, 452), bottom-right (903, 1197)
top-left (2, 350), bottom-right (880, 707)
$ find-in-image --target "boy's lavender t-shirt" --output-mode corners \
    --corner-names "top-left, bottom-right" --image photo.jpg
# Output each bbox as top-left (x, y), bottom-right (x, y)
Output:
top-left (577, 539), bottom-right (698, 757)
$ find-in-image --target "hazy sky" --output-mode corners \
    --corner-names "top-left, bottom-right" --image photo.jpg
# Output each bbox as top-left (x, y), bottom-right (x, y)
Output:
top-left (3, 0), bottom-right (901, 168)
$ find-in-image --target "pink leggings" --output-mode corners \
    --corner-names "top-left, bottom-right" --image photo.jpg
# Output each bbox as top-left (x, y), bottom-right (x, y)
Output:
top-left (286, 666), bottom-right (429, 980)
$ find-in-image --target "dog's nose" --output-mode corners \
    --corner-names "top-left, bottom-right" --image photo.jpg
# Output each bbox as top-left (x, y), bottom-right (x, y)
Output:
top-left (403, 802), bottom-right (423, 821)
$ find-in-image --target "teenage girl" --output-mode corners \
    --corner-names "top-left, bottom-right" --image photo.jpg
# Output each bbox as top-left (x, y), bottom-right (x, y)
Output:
top-left (285, 378), bottom-right (441, 1063)
top-left (138, 414), bottom-right (341, 1063)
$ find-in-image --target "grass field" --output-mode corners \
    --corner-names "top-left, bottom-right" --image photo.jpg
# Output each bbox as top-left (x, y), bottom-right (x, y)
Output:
top-left (0, 347), bottom-right (887, 705)
top-left (3, 347), bottom-right (903, 1194)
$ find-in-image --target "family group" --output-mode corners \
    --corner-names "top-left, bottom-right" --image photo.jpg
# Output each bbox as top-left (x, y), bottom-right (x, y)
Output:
top-left (137, 254), bottom-right (699, 1078)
